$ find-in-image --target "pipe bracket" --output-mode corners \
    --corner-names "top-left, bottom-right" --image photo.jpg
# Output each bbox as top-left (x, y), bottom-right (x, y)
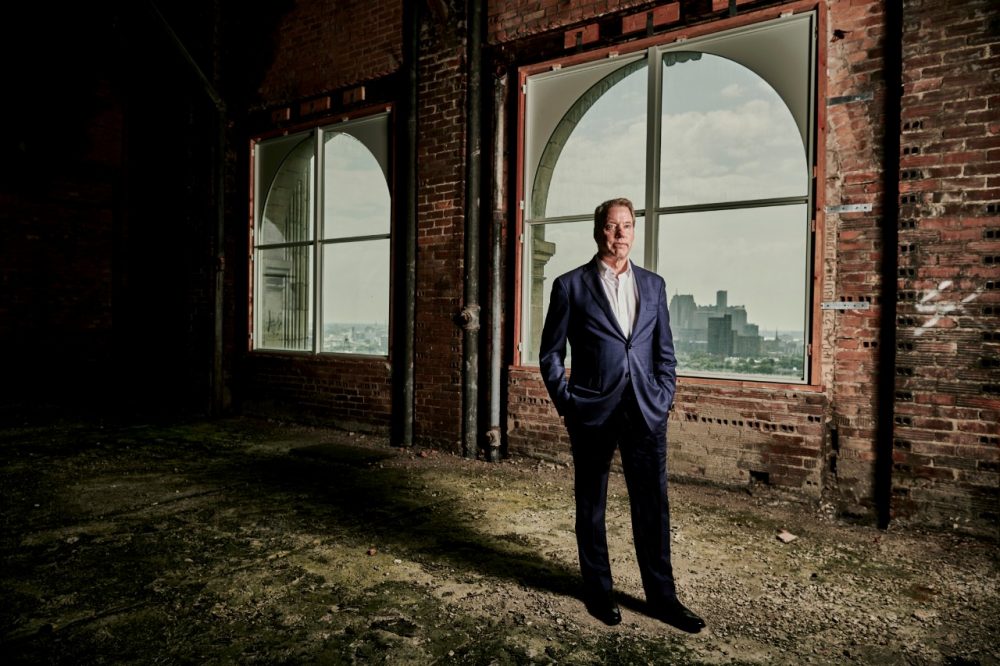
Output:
top-left (458, 304), bottom-right (481, 331)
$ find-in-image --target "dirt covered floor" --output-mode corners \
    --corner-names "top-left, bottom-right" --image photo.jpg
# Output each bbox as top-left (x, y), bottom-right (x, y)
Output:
top-left (1, 416), bottom-right (997, 665)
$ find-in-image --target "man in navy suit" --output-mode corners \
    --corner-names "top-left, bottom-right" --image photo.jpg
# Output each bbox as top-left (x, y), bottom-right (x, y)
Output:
top-left (539, 197), bottom-right (704, 632)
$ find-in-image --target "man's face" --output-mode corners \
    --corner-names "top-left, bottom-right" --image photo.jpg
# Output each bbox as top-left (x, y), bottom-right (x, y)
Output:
top-left (597, 205), bottom-right (635, 263)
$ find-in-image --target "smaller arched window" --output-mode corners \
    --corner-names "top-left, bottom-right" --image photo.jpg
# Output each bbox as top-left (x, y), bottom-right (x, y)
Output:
top-left (253, 111), bottom-right (392, 355)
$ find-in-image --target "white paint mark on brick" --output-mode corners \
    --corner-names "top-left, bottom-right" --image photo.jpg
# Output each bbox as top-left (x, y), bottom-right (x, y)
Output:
top-left (913, 281), bottom-right (983, 336)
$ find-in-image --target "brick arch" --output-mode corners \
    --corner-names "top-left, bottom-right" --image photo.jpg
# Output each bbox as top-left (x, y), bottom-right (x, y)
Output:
top-left (530, 58), bottom-right (646, 219)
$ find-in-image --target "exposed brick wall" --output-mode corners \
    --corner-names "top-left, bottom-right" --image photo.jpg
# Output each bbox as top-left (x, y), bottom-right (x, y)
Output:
top-left (5, 0), bottom-right (994, 535)
top-left (236, 1), bottom-right (475, 452)
top-left (240, 354), bottom-right (392, 433)
top-left (507, 367), bottom-right (572, 461)
top-left (0, 179), bottom-right (117, 405)
top-left (891, 0), bottom-right (1000, 530)
top-left (668, 383), bottom-right (827, 493)
top-left (255, 1), bottom-right (403, 107)
top-left (413, 13), bottom-right (468, 451)
top-left (489, 0), bottom-right (656, 43)
top-left (823, 0), bottom-right (889, 514)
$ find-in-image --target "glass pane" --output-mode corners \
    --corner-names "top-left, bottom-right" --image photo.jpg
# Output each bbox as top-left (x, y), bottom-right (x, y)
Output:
top-left (659, 52), bottom-right (807, 207)
top-left (321, 239), bottom-right (390, 355)
top-left (531, 61), bottom-right (647, 219)
top-left (523, 217), bottom-right (645, 365)
top-left (658, 205), bottom-right (807, 381)
top-left (322, 132), bottom-right (391, 239)
top-left (257, 246), bottom-right (314, 351)
top-left (258, 135), bottom-right (315, 244)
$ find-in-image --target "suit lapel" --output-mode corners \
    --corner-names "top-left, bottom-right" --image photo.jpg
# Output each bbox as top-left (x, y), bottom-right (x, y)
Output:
top-left (632, 267), bottom-right (655, 333)
top-left (582, 262), bottom-right (626, 339)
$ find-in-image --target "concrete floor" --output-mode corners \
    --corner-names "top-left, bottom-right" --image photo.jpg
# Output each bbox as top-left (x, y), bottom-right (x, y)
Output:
top-left (1, 415), bottom-right (997, 665)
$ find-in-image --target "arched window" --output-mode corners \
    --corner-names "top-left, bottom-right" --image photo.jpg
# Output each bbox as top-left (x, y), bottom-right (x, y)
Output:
top-left (254, 111), bottom-right (392, 355)
top-left (520, 13), bottom-right (815, 382)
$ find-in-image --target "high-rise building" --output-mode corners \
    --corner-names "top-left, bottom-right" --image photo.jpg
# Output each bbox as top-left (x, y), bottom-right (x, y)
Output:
top-left (707, 314), bottom-right (734, 356)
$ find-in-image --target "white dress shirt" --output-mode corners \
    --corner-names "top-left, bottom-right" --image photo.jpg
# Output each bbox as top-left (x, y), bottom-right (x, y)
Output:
top-left (596, 257), bottom-right (638, 338)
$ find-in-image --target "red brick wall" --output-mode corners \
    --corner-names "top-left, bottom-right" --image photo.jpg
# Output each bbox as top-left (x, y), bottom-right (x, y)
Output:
top-left (823, 0), bottom-right (889, 513)
top-left (892, 0), bottom-right (999, 529)
top-left (489, 0), bottom-right (655, 43)
top-left (241, 354), bottom-right (392, 433)
top-left (413, 14), bottom-right (468, 450)
top-left (256, 1), bottom-right (403, 106)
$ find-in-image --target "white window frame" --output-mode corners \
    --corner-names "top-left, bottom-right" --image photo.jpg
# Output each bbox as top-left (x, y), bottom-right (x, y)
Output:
top-left (251, 109), bottom-right (393, 357)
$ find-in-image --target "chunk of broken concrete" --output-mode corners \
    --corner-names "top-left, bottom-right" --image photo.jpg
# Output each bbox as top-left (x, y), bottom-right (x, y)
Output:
top-left (777, 530), bottom-right (798, 543)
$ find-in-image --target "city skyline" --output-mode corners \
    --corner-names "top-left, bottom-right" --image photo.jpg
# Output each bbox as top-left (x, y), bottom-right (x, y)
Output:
top-left (669, 288), bottom-right (805, 379)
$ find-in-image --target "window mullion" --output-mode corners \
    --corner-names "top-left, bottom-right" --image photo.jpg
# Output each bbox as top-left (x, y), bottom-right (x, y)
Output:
top-left (313, 129), bottom-right (324, 354)
top-left (644, 45), bottom-right (663, 272)
top-left (252, 143), bottom-right (260, 350)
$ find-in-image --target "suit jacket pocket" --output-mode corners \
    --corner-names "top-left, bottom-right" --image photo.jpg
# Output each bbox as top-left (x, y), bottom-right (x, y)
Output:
top-left (568, 383), bottom-right (601, 397)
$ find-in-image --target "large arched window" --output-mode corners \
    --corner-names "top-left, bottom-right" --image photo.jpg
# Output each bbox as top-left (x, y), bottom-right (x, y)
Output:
top-left (253, 111), bottom-right (391, 355)
top-left (520, 13), bottom-right (815, 382)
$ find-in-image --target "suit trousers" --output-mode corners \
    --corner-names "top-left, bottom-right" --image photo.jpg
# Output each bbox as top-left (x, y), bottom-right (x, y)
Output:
top-left (567, 384), bottom-right (676, 603)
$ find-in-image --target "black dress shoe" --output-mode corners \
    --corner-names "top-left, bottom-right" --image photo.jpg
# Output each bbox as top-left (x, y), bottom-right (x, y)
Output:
top-left (584, 590), bottom-right (622, 626)
top-left (651, 597), bottom-right (705, 633)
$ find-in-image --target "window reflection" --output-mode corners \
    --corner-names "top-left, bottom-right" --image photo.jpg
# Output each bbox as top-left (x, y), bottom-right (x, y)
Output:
top-left (258, 246), bottom-right (313, 350)
top-left (257, 136), bottom-right (315, 351)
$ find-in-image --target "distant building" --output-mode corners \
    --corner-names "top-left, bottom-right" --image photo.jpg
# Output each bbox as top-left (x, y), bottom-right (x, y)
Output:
top-left (670, 290), bottom-right (763, 357)
top-left (707, 314), bottom-right (734, 356)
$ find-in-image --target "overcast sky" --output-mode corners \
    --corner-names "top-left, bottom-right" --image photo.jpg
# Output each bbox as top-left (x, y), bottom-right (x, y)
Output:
top-left (536, 53), bottom-right (808, 333)
top-left (321, 133), bottom-right (391, 326)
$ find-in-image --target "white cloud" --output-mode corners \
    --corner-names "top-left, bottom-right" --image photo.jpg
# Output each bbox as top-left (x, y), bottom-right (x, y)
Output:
top-left (720, 82), bottom-right (744, 98)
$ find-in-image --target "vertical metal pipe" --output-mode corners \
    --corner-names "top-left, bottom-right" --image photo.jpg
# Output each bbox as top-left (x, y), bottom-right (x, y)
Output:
top-left (486, 73), bottom-right (507, 463)
top-left (212, 105), bottom-right (225, 414)
top-left (394, 0), bottom-right (419, 447)
top-left (876, 1), bottom-right (904, 530)
top-left (462, 0), bottom-right (485, 459)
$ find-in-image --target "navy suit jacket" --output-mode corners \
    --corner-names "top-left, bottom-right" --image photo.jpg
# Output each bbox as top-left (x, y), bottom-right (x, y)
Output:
top-left (539, 258), bottom-right (677, 432)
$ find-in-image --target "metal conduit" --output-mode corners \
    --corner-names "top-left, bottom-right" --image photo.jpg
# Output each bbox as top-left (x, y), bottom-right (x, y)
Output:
top-left (395, 0), bottom-right (419, 447)
top-left (485, 73), bottom-right (508, 463)
top-left (461, 0), bottom-right (485, 459)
